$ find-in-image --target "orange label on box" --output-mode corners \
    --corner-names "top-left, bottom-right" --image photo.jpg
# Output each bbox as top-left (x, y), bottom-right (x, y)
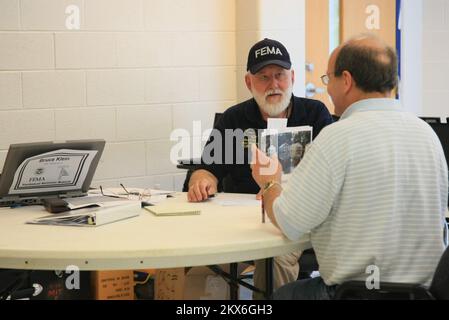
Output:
top-left (93, 270), bottom-right (134, 300)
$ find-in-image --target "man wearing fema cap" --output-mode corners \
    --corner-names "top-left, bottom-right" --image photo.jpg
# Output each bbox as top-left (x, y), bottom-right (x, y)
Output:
top-left (187, 38), bottom-right (333, 298)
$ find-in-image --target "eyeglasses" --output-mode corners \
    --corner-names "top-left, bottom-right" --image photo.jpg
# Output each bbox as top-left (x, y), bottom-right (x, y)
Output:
top-left (99, 186), bottom-right (123, 199)
top-left (120, 183), bottom-right (140, 196)
top-left (120, 183), bottom-right (153, 201)
top-left (320, 72), bottom-right (335, 86)
top-left (99, 184), bottom-right (152, 201)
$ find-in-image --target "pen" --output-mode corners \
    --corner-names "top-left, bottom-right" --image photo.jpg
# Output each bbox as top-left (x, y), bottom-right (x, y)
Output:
top-left (261, 194), bottom-right (265, 223)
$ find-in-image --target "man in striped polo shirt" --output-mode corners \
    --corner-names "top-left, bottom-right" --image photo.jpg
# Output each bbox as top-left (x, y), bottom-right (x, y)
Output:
top-left (251, 35), bottom-right (448, 299)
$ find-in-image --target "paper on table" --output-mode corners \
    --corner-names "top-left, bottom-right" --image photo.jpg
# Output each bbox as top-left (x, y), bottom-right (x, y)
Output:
top-left (89, 187), bottom-right (176, 198)
top-left (65, 195), bottom-right (132, 210)
top-left (216, 199), bottom-right (261, 207)
top-left (144, 195), bottom-right (168, 205)
top-left (148, 189), bottom-right (176, 196)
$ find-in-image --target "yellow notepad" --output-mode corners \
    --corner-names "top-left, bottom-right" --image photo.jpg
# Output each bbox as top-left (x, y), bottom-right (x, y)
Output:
top-left (144, 204), bottom-right (201, 216)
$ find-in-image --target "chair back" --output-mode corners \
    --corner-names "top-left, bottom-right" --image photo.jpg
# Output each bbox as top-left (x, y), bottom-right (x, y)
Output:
top-left (420, 117), bottom-right (441, 124)
top-left (331, 114), bottom-right (340, 122)
top-left (430, 246), bottom-right (449, 300)
top-left (334, 245), bottom-right (449, 300)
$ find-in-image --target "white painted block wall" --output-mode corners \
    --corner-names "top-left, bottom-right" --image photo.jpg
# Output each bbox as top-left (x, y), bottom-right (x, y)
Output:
top-left (0, 0), bottom-right (237, 191)
top-left (422, 0), bottom-right (449, 120)
top-left (236, 0), bottom-right (306, 101)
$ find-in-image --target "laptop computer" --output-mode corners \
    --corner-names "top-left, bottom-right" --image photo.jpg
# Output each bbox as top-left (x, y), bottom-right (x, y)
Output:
top-left (0, 139), bottom-right (105, 207)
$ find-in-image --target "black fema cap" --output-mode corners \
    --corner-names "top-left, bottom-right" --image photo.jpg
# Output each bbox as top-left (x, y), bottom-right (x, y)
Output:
top-left (246, 38), bottom-right (291, 74)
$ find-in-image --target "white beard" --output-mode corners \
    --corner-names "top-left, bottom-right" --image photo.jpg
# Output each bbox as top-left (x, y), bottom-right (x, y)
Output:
top-left (253, 86), bottom-right (293, 117)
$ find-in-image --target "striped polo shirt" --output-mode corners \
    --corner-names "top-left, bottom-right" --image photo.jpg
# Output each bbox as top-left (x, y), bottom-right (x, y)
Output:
top-left (274, 98), bottom-right (448, 286)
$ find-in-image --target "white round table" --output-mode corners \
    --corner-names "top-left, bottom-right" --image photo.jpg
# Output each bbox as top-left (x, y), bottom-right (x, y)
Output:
top-left (0, 193), bottom-right (310, 271)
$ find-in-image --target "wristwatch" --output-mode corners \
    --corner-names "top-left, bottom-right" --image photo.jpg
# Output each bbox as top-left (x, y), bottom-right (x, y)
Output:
top-left (262, 180), bottom-right (281, 196)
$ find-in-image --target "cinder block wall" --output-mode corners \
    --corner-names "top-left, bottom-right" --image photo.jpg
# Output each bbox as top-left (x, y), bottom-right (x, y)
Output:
top-left (0, 0), bottom-right (237, 190)
top-left (422, 0), bottom-right (449, 119)
top-left (0, 0), bottom-right (309, 191)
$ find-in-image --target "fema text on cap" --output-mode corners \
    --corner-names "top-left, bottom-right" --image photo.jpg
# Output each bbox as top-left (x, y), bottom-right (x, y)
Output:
top-left (255, 46), bottom-right (283, 58)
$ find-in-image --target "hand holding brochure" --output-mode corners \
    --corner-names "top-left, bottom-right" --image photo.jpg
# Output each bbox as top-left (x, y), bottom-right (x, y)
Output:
top-left (260, 125), bottom-right (312, 175)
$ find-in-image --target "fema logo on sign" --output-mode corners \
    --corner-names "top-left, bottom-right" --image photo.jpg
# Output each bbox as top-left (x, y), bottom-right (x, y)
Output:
top-left (35, 168), bottom-right (44, 175)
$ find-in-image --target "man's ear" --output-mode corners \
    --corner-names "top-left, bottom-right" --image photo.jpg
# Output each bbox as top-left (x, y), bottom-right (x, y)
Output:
top-left (245, 73), bottom-right (252, 92)
top-left (290, 69), bottom-right (295, 85)
top-left (342, 70), bottom-right (353, 94)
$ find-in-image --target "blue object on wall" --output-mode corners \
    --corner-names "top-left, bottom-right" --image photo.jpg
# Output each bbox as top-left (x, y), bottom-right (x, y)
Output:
top-left (396, 0), bottom-right (401, 98)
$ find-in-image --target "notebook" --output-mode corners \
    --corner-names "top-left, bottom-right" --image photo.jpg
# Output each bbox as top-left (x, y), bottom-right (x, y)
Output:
top-left (0, 139), bottom-right (105, 207)
top-left (144, 203), bottom-right (201, 216)
top-left (27, 201), bottom-right (141, 227)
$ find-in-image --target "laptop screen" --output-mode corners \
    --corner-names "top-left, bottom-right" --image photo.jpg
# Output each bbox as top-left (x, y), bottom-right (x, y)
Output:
top-left (0, 139), bottom-right (105, 206)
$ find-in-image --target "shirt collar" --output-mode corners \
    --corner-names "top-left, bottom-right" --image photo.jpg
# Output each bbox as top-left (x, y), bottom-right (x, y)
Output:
top-left (340, 98), bottom-right (402, 120)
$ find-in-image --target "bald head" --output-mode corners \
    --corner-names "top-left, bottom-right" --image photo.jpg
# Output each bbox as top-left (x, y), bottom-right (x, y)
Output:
top-left (333, 35), bottom-right (398, 94)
